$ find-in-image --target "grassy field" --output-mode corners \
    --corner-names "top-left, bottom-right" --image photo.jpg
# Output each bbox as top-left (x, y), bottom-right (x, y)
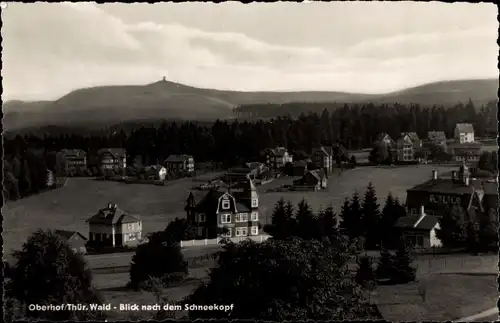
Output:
top-left (3, 172), bottom-right (222, 255)
top-left (374, 274), bottom-right (498, 321)
top-left (258, 165), bottom-right (457, 224)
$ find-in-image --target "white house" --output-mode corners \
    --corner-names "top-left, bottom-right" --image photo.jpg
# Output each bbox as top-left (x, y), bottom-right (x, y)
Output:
top-left (454, 123), bottom-right (475, 144)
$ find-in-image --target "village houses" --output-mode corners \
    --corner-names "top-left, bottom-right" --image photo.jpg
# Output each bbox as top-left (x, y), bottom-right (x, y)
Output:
top-left (98, 148), bottom-right (127, 169)
top-left (164, 154), bottom-right (195, 174)
top-left (293, 169), bottom-right (328, 191)
top-left (405, 164), bottom-right (498, 220)
top-left (140, 165), bottom-right (167, 181)
top-left (447, 142), bottom-right (482, 163)
top-left (85, 203), bottom-right (142, 248)
top-left (262, 147), bottom-right (293, 170)
top-left (185, 179), bottom-right (260, 239)
top-left (427, 131), bottom-right (447, 148)
top-left (311, 146), bottom-right (334, 173)
top-left (399, 163), bottom-right (497, 249)
top-left (394, 206), bottom-right (441, 249)
top-left (54, 230), bottom-right (88, 254)
top-left (454, 123), bottom-right (475, 143)
top-left (396, 132), bottom-right (421, 162)
top-left (60, 149), bottom-right (87, 169)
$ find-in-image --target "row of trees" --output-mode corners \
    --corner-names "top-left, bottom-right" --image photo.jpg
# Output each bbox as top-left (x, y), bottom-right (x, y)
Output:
top-left (339, 183), bottom-right (407, 249)
top-left (5, 100), bottom-right (495, 170)
top-left (3, 150), bottom-right (56, 200)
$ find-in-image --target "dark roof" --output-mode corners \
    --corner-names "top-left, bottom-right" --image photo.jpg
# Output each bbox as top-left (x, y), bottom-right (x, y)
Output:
top-left (60, 149), bottom-right (86, 157)
top-left (480, 181), bottom-right (498, 195)
top-left (307, 169), bottom-right (326, 182)
top-left (447, 142), bottom-right (482, 150)
top-left (427, 131), bottom-right (447, 141)
top-left (399, 132), bottom-right (420, 144)
top-left (54, 230), bottom-right (87, 241)
top-left (98, 148), bottom-right (126, 159)
top-left (165, 154), bottom-right (192, 163)
top-left (270, 147), bottom-right (288, 157)
top-left (395, 214), bottom-right (438, 230)
top-left (86, 204), bottom-right (140, 225)
top-left (313, 146), bottom-right (333, 157)
top-left (408, 177), bottom-right (497, 196)
top-left (455, 123), bottom-right (474, 133)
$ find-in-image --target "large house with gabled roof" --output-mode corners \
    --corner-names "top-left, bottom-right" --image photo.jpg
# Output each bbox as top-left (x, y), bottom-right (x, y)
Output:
top-left (185, 179), bottom-right (260, 238)
top-left (405, 163), bottom-right (498, 221)
top-left (454, 123), bottom-right (475, 144)
top-left (85, 203), bottom-right (142, 248)
top-left (98, 148), bottom-right (127, 169)
top-left (164, 154), bottom-right (194, 174)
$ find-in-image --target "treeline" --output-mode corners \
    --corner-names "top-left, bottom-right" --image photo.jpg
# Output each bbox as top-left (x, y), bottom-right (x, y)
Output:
top-left (3, 150), bottom-right (59, 200)
top-left (4, 100), bottom-right (496, 168)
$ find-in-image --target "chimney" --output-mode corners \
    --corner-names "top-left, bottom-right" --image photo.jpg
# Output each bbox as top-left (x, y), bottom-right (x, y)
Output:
top-left (107, 203), bottom-right (113, 209)
top-left (432, 170), bottom-right (438, 180)
top-left (452, 171), bottom-right (457, 182)
top-left (464, 177), bottom-right (470, 186)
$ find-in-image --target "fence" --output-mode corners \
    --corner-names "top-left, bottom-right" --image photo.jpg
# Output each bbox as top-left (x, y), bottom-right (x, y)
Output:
top-left (180, 234), bottom-right (271, 247)
top-left (354, 254), bottom-right (498, 275)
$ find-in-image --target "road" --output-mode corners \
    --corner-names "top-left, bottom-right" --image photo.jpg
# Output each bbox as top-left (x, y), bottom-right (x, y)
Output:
top-left (454, 307), bottom-right (498, 322)
top-left (86, 245), bottom-right (222, 269)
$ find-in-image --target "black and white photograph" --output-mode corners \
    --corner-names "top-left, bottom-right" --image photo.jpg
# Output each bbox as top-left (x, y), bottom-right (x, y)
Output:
top-left (2, 2), bottom-right (499, 322)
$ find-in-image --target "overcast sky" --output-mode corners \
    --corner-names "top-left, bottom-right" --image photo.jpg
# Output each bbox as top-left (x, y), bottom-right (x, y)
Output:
top-left (2, 2), bottom-right (498, 100)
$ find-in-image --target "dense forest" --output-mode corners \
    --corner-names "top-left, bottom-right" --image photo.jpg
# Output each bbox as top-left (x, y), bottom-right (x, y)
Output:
top-left (4, 100), bottom-right (497, 200)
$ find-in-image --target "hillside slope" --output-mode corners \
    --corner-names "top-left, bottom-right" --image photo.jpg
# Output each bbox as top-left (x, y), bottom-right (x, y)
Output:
top-left (3, 78), bottom-right (498, 131)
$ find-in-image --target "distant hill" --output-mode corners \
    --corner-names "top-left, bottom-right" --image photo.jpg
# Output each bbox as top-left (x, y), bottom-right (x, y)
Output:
top-left (3, 78), bottom-right (498, 131)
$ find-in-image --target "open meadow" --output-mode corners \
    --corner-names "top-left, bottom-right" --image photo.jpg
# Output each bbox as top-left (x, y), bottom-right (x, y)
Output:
top-left (2, 172), bottom-right (222, 255)
top-left (258, 165), bottom-right (457, 224)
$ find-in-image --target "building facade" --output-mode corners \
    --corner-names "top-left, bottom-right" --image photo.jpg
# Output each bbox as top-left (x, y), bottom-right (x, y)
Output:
top-left (312, 146), bottom-right (334, 172)
top-left (185, 179), bottom-right (260, 239)
top-left (86, 203), bottom-right (142, 248)
top-left (54, 230), bottom-right (88, 254)
top-left (405, 164), bottom-right (497, 221)
top-left (60, 149), bottom-right (87, 169)
top-left (165, 155), bottom-right (195, 174)
top-left (396, 134), bottom-right (415, 162)
top-left (394, 207), bottom-right (441, 249)
top-left (454, 123), bottom-right (475, 144)
top-left (98, 148), bottom-right (127, 169)
top-left (263, 147), bottom-right (293, 169)
top-left (427, 131), bottom-right (447, 148)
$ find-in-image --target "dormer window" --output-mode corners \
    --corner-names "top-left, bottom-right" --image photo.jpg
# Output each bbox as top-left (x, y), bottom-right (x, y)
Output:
top-left (222, 200), bottom-right (230, 210)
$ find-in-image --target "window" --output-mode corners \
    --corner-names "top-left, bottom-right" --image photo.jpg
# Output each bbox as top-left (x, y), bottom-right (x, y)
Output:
top-left (236, 213), bottom-right (248, 222)
top-left (89, 232), bottom-right (94, 241)
top-left (198, 213), bottom-right (206, 222)
top-left (222, 199), bottom-right (230, 210)
top-left (128, 233), bottom-right (137, 241)
top-left (251, 199), bottom-right (258, 208)
top-left (429, 195), bottom-right (437, 203)
top-left (127, 223), bottom-right (134, 230)
top-left (236, 227), bottom-right (248, 236)
top-left (251, 212), bottom-right (259, 221)
top-left (251, 226), bottom-right (259, 235)
top-left (410, 208), bottom-right (417, 215)
top-left (197, 227), bottom-right (203, 236)
top-left (451, 197), bottom-right (460, 204)
top-left (221, 214), bottom-right (231, 224)
top-left (442, 195), bottom-right (449, 203)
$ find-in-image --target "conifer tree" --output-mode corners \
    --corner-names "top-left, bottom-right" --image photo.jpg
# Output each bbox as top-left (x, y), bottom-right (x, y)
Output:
top-left (376, 248), bottom-right (394, 280)
top-left (355, 256), bottom-right (376, 290)
top-left (362, 182), bottom-right (381, 249)
top-left (391, 238), bottom-right (416, 283)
